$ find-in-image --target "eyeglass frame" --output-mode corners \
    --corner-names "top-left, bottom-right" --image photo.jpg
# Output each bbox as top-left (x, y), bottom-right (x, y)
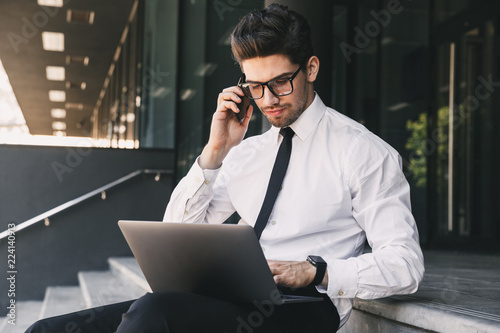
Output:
top-left (237, 65), bottom-right (303, 100)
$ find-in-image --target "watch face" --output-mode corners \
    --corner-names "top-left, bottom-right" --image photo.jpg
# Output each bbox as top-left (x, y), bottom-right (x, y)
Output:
top-left (308, 255), bottom-right (326, 266)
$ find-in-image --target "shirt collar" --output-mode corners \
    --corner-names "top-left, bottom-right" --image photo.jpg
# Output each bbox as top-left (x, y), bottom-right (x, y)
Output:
top-left (271, 93), bottom-right (326, 144)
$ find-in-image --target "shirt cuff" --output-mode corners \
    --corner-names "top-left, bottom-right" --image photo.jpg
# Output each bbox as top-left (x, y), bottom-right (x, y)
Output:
top-left (326, 258), bottom-right (359, 299)
top-left (199, 159), bottom-right (221, 184)
top-left (163, 156), bottom-right (224, 223)
top-left (184, 156), bottom-right (221, 190)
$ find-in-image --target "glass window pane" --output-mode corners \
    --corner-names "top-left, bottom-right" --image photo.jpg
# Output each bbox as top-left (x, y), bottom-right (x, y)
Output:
top-left (433, 0), bottom-right (469, 25)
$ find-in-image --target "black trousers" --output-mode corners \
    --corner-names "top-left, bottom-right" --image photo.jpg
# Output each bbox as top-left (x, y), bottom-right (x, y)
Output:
top-left (25, 286), bottom-right (340, 333)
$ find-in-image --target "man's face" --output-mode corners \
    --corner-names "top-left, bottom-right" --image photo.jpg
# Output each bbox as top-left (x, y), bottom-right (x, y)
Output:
top-left (241, 54), bottom-right (315, 128)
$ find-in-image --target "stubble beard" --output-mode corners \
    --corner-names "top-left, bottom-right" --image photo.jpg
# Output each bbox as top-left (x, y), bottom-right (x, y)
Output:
top-left (262, 91), bottom-right (309, 128)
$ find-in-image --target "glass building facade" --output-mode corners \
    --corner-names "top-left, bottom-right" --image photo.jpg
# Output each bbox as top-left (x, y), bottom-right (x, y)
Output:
top-left (91, 0), bottom-right (500, 251)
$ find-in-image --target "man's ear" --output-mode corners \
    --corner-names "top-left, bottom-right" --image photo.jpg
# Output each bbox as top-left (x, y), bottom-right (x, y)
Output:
top-left (306, 56), bottom-right (320, 83)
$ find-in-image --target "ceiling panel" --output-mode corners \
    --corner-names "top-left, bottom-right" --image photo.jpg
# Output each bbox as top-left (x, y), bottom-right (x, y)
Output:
top-left (0, 0), bottom-right (135, 137)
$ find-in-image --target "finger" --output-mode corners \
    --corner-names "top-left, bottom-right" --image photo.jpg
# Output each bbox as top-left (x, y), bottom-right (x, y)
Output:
top-left (240, 105), bottom-right (254, 126)
top-left (218, 88), bottom-right (243, 104)
top-left (222, 86), bottom-right (245, 96)
top-left (267, 260), bottom-right (282, 272)
top-left (273, 273), bottom-right (293, 288)
top-left (219, 89), bottom-right (242, 100)
top-left (217, 95), bottom-right (240, 109)
top-left (216, 100), bottom-right (239, 115)
top-left (268, 262), bottom-right (279, 275)
top-left (267, 259), bottom-right (284, 266)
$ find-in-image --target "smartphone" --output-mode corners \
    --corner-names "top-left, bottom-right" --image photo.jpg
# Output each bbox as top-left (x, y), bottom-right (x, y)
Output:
top-left (234, 95), bottom-right (250, 123)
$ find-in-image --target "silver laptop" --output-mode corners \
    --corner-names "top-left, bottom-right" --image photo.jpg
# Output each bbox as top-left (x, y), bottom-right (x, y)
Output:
top-left (118, 220), bottom-right (323, 305)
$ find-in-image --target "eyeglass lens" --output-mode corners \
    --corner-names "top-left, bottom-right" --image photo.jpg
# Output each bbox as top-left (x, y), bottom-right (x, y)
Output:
top-left (243, 79), bottom-right (292, 99)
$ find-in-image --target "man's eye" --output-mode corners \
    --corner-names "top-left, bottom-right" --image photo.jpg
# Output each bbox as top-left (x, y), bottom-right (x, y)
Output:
top-left (273, 79), bottom-right (289, 86)
top-left (250, 84), bottom-right (262, 90)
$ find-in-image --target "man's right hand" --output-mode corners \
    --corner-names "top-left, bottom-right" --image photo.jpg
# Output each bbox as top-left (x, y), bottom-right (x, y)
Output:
top-left (199, 86), bottom-right (253, 170)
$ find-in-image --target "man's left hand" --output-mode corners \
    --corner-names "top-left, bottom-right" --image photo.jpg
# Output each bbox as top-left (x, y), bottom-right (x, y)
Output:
top-left (267, 260), bottom-right (316, 289)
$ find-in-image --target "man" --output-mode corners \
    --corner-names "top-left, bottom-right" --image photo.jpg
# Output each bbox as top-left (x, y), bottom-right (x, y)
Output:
top-left (26, 3), bottom-right (424, 332)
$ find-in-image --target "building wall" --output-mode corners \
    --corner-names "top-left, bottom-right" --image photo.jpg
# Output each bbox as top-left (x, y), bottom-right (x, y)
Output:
top-left (0, 145), bottom-right (175, 314)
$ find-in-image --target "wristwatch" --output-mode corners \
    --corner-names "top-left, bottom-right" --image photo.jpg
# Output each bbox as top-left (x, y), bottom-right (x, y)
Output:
top-left (307, 255), bottom-right (327, 286)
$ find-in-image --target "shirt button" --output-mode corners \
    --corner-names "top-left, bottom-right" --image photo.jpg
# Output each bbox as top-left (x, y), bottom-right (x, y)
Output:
top-left (338, 291), bottom-right (344, 296)
top-left (204, 180), bottom-right (210, 185)
top-left (271, 220), bottom-right (277, 226)
top-left (184, 210), bottom-right (188, 215)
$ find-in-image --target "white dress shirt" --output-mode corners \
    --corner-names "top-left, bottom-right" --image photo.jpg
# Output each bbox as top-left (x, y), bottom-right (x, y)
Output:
top-left (163, 94), bottom-right (425, 327)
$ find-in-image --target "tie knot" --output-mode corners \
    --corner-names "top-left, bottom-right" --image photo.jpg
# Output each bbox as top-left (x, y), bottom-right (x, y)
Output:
top-left (279, 127), bottom-right (295, 139)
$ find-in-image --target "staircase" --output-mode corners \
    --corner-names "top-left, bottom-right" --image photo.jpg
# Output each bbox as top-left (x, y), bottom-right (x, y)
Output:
top-left (0, 257), bottom-right (150, 333)
top-left (2, 252), bottom-right (500, 333)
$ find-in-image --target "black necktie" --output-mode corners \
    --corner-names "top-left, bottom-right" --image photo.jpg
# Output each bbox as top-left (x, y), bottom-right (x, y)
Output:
top-left (254, 127), bottom-right (295, 239)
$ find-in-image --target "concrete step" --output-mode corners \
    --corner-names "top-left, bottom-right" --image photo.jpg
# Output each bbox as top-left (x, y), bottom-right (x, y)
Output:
top-left (39, 286), bottom-right (87, 319)
top-left (0, 301), bottom-right (43, 333)
top-left (78, 270), bottom-right (146, 308)
top-left (108, 257), bottom-right (151, 293)
top-left (339, 251), bottom-right (500, 333)
top-left (338, 294), bottom-right (500, 333)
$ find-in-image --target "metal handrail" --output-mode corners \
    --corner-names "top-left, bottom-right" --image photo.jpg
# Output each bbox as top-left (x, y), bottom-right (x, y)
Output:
top-left (0, 168), bottom-right (173, 240)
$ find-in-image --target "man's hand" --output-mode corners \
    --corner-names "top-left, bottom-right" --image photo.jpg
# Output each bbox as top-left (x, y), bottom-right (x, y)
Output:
top-left (199, 86), bottom-right (253, 170)
top-left (267, 260), bottom-right (318, 289)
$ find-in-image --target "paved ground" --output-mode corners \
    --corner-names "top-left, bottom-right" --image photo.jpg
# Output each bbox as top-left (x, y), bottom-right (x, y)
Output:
top-left (417, 250), bottom-right (500, 320)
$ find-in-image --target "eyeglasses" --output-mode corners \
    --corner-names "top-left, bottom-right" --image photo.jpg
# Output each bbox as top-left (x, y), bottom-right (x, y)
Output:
top-left (237, 65), bottom-right (302, 100)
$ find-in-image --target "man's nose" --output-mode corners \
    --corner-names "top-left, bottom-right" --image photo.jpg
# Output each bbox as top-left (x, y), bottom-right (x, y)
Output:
top-left (262, 85), bottom-right (279, 105)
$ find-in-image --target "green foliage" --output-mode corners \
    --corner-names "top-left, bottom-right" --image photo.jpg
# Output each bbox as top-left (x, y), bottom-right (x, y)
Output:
top-left (405, 113), bottom-right (428, 187)
top-left (405, 107), bottom-right (449, 188)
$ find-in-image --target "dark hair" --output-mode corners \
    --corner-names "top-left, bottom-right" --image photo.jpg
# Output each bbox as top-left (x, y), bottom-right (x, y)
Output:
top-left (231, 3), bottom-right (314, 68)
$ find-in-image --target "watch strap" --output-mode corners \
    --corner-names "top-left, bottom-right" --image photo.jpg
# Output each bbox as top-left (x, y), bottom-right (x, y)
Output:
top-left (307, 255), bottom-right (327, 286)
